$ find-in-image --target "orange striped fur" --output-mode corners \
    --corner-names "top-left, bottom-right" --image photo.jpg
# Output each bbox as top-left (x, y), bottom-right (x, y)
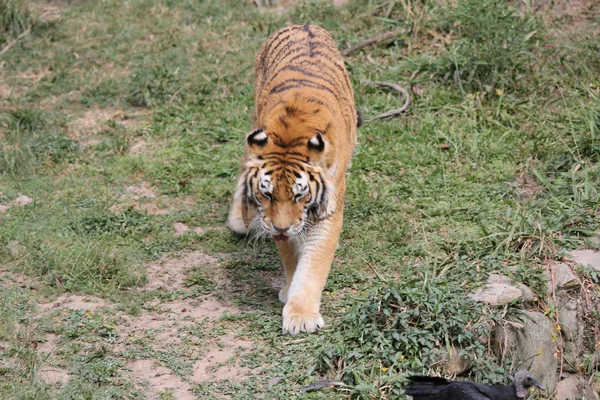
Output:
top-left (227, 24), bottom-right (358, 335)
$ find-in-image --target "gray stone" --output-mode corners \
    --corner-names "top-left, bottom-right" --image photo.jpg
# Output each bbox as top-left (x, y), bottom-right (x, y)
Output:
top-left (488, 273), bottom-right (512, 285)
top-left (545, 263), bottom-right (580, 293)
top-left (555, 263), bottom-right (580, 289)
top-left (516, 282), bottom-right (535, 302)
top-left (555, 374), bottom-right (599, 400)
top-left (493, 311), bottom-right (559, 393)
top-left (557, 299), bottom-right (585, 372)
top-left (487, 274), bottom-right (535, 302)
top-left (469, 282), bottom-right (522, 305)
top-left (570, 249), bottom-right (600, 272)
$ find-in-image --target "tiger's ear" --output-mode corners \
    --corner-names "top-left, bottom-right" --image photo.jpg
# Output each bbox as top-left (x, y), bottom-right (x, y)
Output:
top-left (247, 128), bottom-right (268, 147)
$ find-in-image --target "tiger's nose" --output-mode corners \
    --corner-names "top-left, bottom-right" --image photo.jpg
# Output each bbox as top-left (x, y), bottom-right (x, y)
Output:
top-left (273, 225), bottom-right (290, 234)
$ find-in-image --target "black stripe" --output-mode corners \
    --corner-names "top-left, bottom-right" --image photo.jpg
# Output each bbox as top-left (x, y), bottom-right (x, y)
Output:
top-left (270, 40), bottom-right (304, 67)
top-left (268, 40), bottom-right (306, 71)
top-left (249, 167), bottom-right (259, 180)
top-left (302, 24), bottom-right (315, 39)
top-left (296, 58), bottom-right (350, 92)
top-left (264, 26), bottom-right (301, 61)
top-left (318, 122), bottom-right (332, 135)
top-left (278, 115), bottom-right (289, 129)
top-left (266, 64), bottom-right (338, 94)
top-left (269, 79), bottom-right (338, 98)
top-left (312, 177), bottom-right (322, 210)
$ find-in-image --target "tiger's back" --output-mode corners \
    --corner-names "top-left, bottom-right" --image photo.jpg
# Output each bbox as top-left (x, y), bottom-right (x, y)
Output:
top-left (253, 24), bottom-right (357, 168)
top-left (228, 24), bottom-right (358, 335)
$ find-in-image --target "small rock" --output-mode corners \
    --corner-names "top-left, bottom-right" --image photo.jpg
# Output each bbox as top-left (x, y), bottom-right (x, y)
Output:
top-left (570, 249), bottom-right (600, 272)
top-left (557, 299), bottom-right (585, 372)
top-left (173, 222), bottom-right (189, 236)
top-left (193, 227), bottom-right (205, 235)
top-left (14, 195), bottom-right (33, 206)
top-left (517, 283), bottom-right (535, 302)
top-left (268, 376), bottom-right (283, 386)
top-left (470, 282), bottom-right (522, 305)
top-left (493, 311), bottom-right (559, 393)
top-left (546, 263), bottom-right (580, 292)
top-left (487, 273), bottom-right (535, 302)
top-left (0, 204), bottom-right (9, 213)
top-left (487, 273), bottom-right (512, 285)
top-left (555, 374), bottom-right (599, 400)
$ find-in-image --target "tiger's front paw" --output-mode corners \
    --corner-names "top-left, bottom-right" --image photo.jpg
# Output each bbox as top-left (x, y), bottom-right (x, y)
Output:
top-left (282, 303), bottom-right (324, 335)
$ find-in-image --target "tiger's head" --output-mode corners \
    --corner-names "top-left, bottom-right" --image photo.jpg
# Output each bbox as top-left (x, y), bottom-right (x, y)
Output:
top-left (241, 100), bottom-right (336, 241)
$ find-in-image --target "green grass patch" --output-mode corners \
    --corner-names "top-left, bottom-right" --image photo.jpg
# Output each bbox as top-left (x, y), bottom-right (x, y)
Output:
top-left (0, 0), bottom-right (598, 398)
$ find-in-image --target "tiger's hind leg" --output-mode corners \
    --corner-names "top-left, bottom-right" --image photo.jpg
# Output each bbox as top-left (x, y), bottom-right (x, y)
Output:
top-left (227, 172), bottom-right (252, 234)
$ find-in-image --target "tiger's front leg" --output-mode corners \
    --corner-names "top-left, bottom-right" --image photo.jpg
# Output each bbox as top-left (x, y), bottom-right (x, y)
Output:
top-left (275, 239), bottom-right (298, 304)
top-left (281, 209), bottom-right (343, 335)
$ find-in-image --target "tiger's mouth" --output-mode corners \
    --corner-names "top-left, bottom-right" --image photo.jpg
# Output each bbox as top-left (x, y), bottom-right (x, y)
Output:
top-left (272, 234), bottom-right (289, 242)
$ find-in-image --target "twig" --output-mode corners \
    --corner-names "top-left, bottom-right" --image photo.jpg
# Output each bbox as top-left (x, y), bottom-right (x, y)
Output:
top-left (362, 80), bottom-right (410, 122)
top-left (341, 30), bottom-right (403, 56)
top-left (280, 338), bottom-right (308, 346)
top-left (550, 265), bottom-right (565, 381)
top-left (359, 254), bottom-right (386, 282)
top-left (0, 28), bottom-right (31, 57)
top-left (301, 380), bottom-right (348, 392)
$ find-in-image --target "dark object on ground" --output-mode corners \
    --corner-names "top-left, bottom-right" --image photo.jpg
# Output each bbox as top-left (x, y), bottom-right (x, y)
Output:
top-left (361, 80), bottom-right (410, 123)
top-left (341, 30), bottom-right (403, 56)
top-left (404, 370), bottom-right (544, 400)
top-left (300, 379), bottom-right (347, 392)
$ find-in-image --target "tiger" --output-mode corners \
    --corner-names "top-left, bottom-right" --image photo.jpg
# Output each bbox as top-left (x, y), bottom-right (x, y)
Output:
top-left (227, 24), bottom-right (359, 335)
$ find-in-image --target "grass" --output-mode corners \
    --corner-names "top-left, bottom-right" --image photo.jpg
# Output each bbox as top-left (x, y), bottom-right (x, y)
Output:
top-left (0, 0), bottom-right (599, 398)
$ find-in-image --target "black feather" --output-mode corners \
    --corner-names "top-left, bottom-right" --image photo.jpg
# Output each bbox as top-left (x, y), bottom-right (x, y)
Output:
top-left (405, 375), bottom-right (528, 400)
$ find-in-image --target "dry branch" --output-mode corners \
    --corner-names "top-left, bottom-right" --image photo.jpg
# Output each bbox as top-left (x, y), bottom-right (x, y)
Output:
top-left (0, 28), bottom-right (31, 57)
top-left (301, 380), bottom-right (348, 392)
top-left (362, 80), bottom-right (410, 122)
top-left (341, 30), bottom-right (402, 56)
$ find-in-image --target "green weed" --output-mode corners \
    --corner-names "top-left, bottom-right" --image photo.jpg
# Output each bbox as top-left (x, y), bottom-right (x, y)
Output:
top-left (406, 0), bottom-right (539, 92)
top-left (0, 0), bottom-right (31, 40)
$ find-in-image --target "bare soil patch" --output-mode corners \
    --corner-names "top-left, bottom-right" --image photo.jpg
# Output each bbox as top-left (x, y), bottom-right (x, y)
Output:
top-left (39, 294), bottom-right (110, 312)
top-left (142, 251), bottom-right (219, 292)
top-left (125, 183), bottom-right (158, 200)
top-left (67, 108), bottom-right (115, 144)
top-left (192, 331), bottom-right (253, 383)
top-left (39, 366), bottom-right (70, 386)
top-left (533, 0), bottom-right (600, 38)
top-left (116, 182), bottom-right (196, 216)
top-left (0, 267), bottom-right (39, 290)
top-left (129, 359), bottom-right (195, 400)
top-left (173, 222), bottom-right (205, 237)
top-left (161, 297), bottom-right (239, 320)
top-left (67, 108), bottom-right (149, 148)
top-left (122, 296), bottom-right (251, 397)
